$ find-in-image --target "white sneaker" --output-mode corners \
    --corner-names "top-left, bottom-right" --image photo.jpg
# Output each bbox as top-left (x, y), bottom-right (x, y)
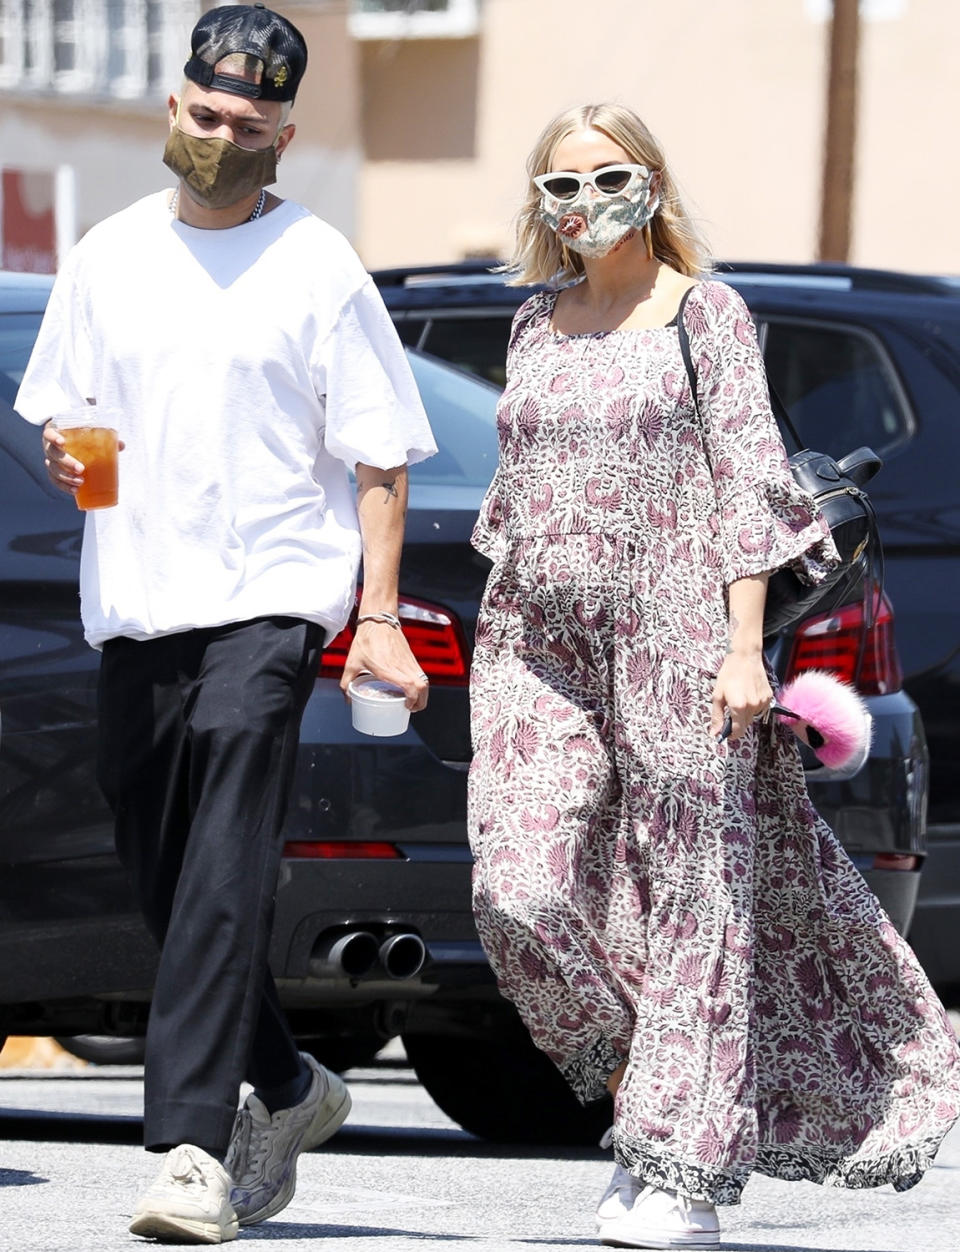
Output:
top-left (596, 1163), bottom-right (644, 1225)
top-left (598, 1183), bottom-right (720, 1249)
top-left (226, 1052), bottom-right (351, 1226)
top-left (129, 1144), bottom-right (238, 1244)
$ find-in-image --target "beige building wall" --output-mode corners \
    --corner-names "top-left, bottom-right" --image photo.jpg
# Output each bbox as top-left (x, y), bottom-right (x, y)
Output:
top-left (2, 1), bottom-right (957, 275)
top-left (356, 0), bottom-right (960, 274)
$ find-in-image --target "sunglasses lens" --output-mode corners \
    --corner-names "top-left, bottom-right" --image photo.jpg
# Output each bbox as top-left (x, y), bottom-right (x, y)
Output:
top-left (594, 168), bottom-right (635, 194)
top-left (541, 175), bottom-right (581, 201)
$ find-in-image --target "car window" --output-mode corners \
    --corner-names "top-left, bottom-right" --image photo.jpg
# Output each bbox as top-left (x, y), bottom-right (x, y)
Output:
top-left (0, 312), bottom-right (61, 499)
top-left (762, 318), bottom-right (911, 458)
top-left (404, 349), bottom-right (499, 489)
top-left (409, 316), bottom-right (513, 389)
top-left (392, 317), bottom-right (426, 349)
top-left (0, 312), bottom-right (41, 405)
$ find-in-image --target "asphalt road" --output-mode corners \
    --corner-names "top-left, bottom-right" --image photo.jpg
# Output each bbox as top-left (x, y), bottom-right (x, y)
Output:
top-left (0, 1049), bottom-right (958, 1252)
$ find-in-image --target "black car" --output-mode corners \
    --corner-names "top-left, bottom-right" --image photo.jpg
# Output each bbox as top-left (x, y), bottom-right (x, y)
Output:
top-left (0, 263), bottom-right (948, 1148)
top-left (373, 258), bottom-right (960, 992)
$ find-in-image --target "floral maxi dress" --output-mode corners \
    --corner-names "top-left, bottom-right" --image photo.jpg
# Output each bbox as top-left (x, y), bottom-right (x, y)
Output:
top-left (467, 281), bottom-right (960, 1205)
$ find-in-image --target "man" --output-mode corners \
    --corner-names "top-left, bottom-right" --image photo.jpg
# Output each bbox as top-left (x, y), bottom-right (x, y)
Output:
top-left (15, 4), bottom-right (436, 1244)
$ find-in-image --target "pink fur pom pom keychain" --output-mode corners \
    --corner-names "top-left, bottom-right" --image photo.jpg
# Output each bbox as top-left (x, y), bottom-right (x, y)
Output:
top-left (774, 670), bottom-right (872, 771)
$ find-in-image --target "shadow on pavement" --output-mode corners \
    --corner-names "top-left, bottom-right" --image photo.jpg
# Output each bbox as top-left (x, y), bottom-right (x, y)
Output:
top-left (0, 1167), bottom-right (48, 1186)
top-left (326, 1123), bottom-right (605, 1162)
top-left (0, 1109), bottom-right (606, 1162)
top-left (0, 1110), bottom-right (142, 1144)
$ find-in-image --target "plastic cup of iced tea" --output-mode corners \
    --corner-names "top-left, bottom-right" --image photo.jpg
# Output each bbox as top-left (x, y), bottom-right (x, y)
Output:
top-left (51, 408), bottom-right (119, 510)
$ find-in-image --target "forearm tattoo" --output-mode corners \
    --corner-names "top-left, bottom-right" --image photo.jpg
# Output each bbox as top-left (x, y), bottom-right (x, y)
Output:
top-left (726, 611), bottom-right (740, 654)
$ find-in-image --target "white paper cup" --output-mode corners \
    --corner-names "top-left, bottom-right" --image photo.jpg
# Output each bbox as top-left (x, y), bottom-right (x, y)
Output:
top-left (348, 674), bottom-right (411, 737)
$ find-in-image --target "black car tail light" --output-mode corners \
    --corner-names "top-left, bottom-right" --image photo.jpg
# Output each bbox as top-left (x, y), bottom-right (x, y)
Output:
top-left (283, 840), bottom-right (402, 859)
top-left (783, 589), bottom-right (903, 696)
top-left (318, 595), bottom-right (470, 686)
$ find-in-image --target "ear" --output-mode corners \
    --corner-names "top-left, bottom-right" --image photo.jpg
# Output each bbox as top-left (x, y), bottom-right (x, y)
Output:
top-left (275, 122), bottom-right (296, 159)
top-left (167, 93), bottom-right (180, 131)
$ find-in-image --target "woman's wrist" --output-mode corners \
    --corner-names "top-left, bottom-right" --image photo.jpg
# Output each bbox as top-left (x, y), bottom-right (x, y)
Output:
top-left (726, 640), bottom-right (764, 659)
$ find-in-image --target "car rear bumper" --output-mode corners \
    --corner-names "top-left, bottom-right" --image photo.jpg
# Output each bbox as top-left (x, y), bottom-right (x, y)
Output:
top-left (0, 681), bottom-right (932, 1031)
top-left (907, 822), bottom-right (960, 991)
top-left (805, 689), bottom-right (928, 936)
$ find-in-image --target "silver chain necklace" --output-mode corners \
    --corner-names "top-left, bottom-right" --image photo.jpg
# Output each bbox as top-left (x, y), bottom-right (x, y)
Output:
top-left (169, 187), bottom-right (266, 222)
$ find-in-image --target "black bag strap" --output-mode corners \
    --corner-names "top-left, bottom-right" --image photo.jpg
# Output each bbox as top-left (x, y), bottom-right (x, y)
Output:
top-left (676, 285), bottom-right (698, 406)
top-left (676, 284), bottom-right (806, 453)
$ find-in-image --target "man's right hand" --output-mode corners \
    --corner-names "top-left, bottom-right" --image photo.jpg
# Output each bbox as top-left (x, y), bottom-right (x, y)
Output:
top-left (42, 422), bottom-right (84, 496)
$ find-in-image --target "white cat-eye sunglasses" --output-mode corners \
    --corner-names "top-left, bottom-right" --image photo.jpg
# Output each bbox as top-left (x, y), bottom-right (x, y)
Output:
top-left (532, 163), bottom-right (651, 203)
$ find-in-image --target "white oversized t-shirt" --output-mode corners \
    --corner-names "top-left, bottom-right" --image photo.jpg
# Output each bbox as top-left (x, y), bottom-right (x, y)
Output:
top-left (15, 192), bottom-right (436, 649)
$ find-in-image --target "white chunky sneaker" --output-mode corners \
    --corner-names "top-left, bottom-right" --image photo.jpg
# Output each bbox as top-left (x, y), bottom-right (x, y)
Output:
top-left (226, 1052), bottom-right (351, 1226)
top-left (596, 1163), bottom-right (644, 1226)
top-left (598, 1183), bottom-right (720, 1249)
top-left (129, 1144), bottom-right (238, 1244)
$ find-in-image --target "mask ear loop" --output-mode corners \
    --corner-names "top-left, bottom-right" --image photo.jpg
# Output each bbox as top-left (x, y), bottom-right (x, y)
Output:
top-left (169, 98), bottom-right (183, 219)
top-left (643, 171), bottom-right (662, 261)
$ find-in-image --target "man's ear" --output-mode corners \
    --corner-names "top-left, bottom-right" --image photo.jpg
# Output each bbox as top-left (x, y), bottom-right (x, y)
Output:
top-left (276, 123), bottom-right (296, 159)
top-left (167, 94), bottom-right (180, 131)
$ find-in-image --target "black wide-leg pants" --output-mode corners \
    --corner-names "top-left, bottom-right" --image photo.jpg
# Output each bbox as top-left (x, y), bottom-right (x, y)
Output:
top-left (97, 616), bottom-right (323, 1156)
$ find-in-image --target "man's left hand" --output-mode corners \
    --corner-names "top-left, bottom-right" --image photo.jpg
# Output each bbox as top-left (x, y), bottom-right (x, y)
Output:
top-left (341, 619), bottom-right (429, 712)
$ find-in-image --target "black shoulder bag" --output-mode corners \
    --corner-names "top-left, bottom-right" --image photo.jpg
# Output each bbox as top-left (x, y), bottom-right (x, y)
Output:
top-left (676, 286), bottom-right (883, 639)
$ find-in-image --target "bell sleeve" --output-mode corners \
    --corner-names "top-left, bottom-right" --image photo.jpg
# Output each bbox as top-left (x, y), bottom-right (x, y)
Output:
top-left (687, 281), bottom-right (840, 588)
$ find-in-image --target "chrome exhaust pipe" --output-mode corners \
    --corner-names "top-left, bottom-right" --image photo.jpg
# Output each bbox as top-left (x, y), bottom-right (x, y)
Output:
top-left (378, 931), bottom-right (427, 980)
top-left (310, 929), bottom-right (380, 979)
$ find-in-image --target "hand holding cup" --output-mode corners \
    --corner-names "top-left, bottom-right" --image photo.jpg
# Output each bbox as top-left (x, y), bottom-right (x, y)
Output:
top-left (45, 407), bottom-right (122, 510)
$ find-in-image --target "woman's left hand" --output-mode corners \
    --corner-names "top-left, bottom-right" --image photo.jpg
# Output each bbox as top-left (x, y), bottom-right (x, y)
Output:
top-left (710, 651), bottom-right (773, 742)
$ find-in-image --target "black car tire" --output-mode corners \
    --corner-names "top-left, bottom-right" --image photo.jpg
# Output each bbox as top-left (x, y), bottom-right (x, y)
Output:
top-left (402, 1028), bottom-right (613, 1145)
top-left (54, 1034), bottom-right (146, 1066)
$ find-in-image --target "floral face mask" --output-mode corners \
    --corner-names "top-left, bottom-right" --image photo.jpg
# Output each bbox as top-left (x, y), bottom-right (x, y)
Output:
top-left (536, 164), bottom-right (660, 259)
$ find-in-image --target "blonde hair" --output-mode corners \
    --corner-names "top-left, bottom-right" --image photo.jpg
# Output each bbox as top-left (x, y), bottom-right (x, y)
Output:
top-left (504, 103), bottom-right (711, 287)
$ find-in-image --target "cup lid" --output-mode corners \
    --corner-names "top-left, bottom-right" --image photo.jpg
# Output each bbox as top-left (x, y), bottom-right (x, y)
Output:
top-left (51, 406), bottom-right (121, 428)
top-left (348, 675), bottom-right (405, 701)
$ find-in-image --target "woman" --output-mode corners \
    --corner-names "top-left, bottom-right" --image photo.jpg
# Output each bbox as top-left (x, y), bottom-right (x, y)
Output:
top-left (467, 103), bottom-right (960, 1250)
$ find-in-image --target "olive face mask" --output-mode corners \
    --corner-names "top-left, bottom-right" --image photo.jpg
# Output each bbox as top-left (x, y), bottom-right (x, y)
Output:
top-left (163, 126), bottom-right (278, 210)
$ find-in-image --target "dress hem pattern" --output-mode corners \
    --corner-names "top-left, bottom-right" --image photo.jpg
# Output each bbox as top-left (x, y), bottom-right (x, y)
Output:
top-left (558, 1034), bottom-right (626, 1104)
top-left (615, 1127), bottom-right (950, 1206)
